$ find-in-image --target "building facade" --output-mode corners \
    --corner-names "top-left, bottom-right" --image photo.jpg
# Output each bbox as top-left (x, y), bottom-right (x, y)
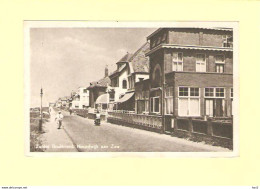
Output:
top-left (71, 87), bottom-right (89, 109)
top-left (133, 28), bottom-right (233, 131)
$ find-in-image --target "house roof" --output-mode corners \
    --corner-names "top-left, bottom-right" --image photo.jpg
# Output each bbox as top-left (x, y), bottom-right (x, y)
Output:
top-left (128, 42), bottom-right (150, 74)
top-left (87, 76), bottom-right (111, 89)
top-left (117, 53), bottom-right (133, 63)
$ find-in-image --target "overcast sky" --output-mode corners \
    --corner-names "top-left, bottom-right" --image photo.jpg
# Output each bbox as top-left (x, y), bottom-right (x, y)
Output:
top-left (30, 27), bottom-right (156, 107)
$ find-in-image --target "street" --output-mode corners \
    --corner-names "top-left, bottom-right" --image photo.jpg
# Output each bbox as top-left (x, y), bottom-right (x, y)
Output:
top-left (42, 109), bottom-right (230, 152)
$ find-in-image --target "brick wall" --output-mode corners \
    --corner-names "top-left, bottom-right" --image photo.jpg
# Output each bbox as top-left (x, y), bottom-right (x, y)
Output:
top-left (166, 72), bottom-right (233, 117)
top-left (167, 28), bottom-right (232, 47)
top-left (164, 49), bottom-right (233, 74)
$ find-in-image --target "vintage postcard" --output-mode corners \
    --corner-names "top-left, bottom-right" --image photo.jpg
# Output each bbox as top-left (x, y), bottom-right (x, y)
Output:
top-left (24, 21), bottom-right (239, 157)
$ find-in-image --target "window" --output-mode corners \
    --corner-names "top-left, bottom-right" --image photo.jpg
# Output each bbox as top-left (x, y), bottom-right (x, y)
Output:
top-left (178, 87), bottom-right (200, 116)
top-left (122, 80), bottom-right (127, 89)
top-left (190, 87), bottom-right (199, 97)
top-left (136, 90), bottom-right (149, 114)
top-left (222, 35), bottom-right (233, 48)
top-left (151, 39), bottom-right (156, 48)
top-left (205, 87), bottom-right (225, 117)
top-left (216, 64), bottom-right (224, 73)
top-left (215, 55), bottom-right (225, 73)
top-left (150, 96), bottom-right (160, 113)
top-left (196, 54), bottom-right (206, 72)
top-left (172, 52), bottom-right (183, 71)
top-left (205, 87), bottom-right (225, 98)
top-left (157, 36), bottom-right (161, 45)
top-left (205, 88), bottom-right (214, 97)
top-left (230, 88), bottom-right (233, 98)
top-left (162, 33), bottom-right (167, 42)
top-left (179, 87), bottom-right (188, 96)
top-left (165, 87), bottom-right (173, 114)
top-left (216, 88), bottom-right (225, 97)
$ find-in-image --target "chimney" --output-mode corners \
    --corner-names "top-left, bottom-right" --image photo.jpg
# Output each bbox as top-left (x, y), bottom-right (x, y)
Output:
top-left (105, 65), bottom-right (109, 77)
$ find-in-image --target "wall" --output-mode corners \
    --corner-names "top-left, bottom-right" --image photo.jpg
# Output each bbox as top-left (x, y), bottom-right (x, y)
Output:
top-left (168, 28), bottom-right (232, 47)
top-left (164, 49), bottom-right (233, 74)
top-left (168, 72), bottom-right (233, 117)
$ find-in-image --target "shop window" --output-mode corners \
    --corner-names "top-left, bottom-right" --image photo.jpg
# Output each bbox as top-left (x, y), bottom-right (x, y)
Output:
top-left (172, 52), bottom-right (183, 71)
top-left (196, 54), bottom-right (206, 72)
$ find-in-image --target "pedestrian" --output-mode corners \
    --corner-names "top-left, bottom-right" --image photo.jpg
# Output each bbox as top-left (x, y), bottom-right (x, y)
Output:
top-left (55, 111), bottom-right (64, 129)
top-left (69, 107), bottom-right (72, 115)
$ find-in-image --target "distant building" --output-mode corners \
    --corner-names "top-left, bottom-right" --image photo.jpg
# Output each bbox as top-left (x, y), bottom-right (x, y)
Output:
top-left (87, 66), bottom-right (111, 111)
top-left (71, 87), bottom-right (89, 109)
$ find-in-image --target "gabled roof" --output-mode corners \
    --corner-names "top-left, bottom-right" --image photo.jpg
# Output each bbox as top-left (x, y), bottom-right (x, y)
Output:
top-left (87, 76), bottom-right (111, 89)
top-left (117, 53), bottom-right (133, 63)
top-left (128, 42), bottom-right (150, 74)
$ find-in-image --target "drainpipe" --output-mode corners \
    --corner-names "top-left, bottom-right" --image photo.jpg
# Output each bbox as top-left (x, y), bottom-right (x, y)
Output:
top-left (161, 82), bottom-right (165, 134)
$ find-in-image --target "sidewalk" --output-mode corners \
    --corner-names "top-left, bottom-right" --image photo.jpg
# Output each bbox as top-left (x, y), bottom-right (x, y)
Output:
top-left (41, 108), bottom-right (78, 152)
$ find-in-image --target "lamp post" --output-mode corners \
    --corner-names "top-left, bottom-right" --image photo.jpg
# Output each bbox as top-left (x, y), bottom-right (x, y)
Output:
top-left (39, 87), bottom-right (43, 132)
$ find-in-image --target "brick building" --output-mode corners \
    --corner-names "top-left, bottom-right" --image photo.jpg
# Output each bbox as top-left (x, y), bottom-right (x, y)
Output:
top-left (135, 27), bottom-right (233, 132)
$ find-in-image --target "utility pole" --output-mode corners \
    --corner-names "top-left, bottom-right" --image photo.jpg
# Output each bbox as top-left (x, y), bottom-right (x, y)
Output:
top-left (39, 87), bottom-right (43, 132)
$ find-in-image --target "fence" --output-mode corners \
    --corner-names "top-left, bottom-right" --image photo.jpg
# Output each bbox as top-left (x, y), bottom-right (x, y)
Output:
top-left (107, 111), bottom-right (163, 132)
top-left (72, 109), bottom-right (88, 118)
top-left (175, 117), bottom-right (233, 139)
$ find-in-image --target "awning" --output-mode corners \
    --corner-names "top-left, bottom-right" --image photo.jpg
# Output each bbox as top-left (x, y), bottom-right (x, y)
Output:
top-left (95, 94), bottom-right (109, 104)
top-left (115, 92), bottom-right (134, 103)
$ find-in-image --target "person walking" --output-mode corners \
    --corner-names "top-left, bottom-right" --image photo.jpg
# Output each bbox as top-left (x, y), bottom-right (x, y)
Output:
top-left (55, 111), bottom-right (64, 129)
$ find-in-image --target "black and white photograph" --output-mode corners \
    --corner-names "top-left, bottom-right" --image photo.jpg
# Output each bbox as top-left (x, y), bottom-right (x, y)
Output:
top-left (25, 21), bottom-right (238, 155)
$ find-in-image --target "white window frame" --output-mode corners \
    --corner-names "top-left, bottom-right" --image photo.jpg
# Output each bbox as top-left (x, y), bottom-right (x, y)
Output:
top-left (204, 87), bottom-right (225, 98)
top-left (196, 53), bottom-right (206, 72)
top-left (215, 54), bottom-right (225, 73)
top-left (150, 96), bottom-right (160, 114)
top-left (165, 87), bottom-right (173, 115)
top-left (172, 52), bottom-right (183, 71)
top-left (178, 87), bottom-right (200, 116)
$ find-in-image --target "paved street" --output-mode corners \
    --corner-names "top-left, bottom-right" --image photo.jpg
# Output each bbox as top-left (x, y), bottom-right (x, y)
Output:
top-left (42, 109), bottom-right (230, 152)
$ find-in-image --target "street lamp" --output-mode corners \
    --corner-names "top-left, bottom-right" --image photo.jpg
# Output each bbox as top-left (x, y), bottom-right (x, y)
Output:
top-left (39, 87), bottom-right (43, 132)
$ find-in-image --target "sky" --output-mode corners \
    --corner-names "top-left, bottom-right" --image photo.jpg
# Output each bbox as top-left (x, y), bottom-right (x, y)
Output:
top-left (30, 27), bottom-right (156, 107)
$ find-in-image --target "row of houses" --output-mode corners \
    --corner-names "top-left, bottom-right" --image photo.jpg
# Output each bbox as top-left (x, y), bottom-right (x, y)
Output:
top-left (55, 27), bottom-right (233, 134)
